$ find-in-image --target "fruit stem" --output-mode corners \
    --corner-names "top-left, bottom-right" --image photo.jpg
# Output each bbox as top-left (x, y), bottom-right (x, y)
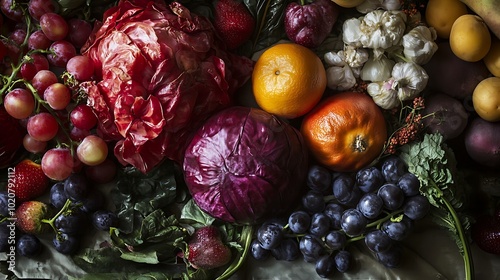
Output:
top-left (41, 199), bottom-right (73, 234)
top-left (216, 225), bottom-right (254, 280)
top-left (440, 196), bottom-right (474, 280)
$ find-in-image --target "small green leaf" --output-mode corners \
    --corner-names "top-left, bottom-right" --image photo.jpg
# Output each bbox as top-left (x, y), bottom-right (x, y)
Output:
top-left (180, 199), bottom-right (216, 226)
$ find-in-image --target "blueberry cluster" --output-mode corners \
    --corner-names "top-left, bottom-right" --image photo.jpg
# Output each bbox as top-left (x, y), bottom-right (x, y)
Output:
top-left (250, 156), bottom-right (431, 278)
top-left (48, 173), bottom-right (119, 255)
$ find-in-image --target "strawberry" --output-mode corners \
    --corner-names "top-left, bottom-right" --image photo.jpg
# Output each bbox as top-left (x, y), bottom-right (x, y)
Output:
top-left (213, 0), bottom-right (255, 50)
top-left (9, 159), bottom-right (50, 203)
top-left (15, 201), bottom-right (51, 235)
top-left (471, 210), bottom-right (500, 255)
top-left (187, 226), bottom-right (232, 269)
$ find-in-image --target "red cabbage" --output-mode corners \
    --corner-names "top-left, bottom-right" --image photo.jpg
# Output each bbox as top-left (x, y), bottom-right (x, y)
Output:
top-left (80, 0), bottom-right (253, 173)
top-left (183, 106), bottom-right (309, 225)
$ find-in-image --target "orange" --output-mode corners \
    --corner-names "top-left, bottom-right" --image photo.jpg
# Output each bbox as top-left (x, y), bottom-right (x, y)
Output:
top-left (301, 92), bottom-right (387, 172)
top-left (252, 43), bottom-right (327, 119)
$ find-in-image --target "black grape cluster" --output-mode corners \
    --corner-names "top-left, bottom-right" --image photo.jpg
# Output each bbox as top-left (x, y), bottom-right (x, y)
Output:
top-left (48, 173), bottom-right (118, 255)
top-left (250, 156), bottom-right (431, 278)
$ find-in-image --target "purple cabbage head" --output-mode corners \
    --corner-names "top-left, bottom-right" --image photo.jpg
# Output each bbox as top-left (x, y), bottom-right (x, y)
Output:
top-left (183, 106), bottom-right (309, 225)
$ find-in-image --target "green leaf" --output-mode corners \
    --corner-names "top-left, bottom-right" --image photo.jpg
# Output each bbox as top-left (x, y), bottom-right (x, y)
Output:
top-left (119, 250), bottom-right (160, 265)
top-left (180, 199), bottom-right (215, 227)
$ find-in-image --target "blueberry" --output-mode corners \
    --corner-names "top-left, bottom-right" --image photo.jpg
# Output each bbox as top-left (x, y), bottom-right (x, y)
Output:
top-left (92, 210), bottom-right (119, 231)
top-left (17, 234), bottom-right (42, 257)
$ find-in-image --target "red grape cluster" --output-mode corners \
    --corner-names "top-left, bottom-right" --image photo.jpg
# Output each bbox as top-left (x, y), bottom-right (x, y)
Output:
top-left (0, 0), bottom-right (113, 181)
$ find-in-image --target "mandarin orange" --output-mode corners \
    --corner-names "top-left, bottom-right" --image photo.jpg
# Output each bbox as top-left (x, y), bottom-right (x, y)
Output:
top-left (252, 43), bottom-right (327, 119)
top-left (300, 92), bottom-right (387, 172)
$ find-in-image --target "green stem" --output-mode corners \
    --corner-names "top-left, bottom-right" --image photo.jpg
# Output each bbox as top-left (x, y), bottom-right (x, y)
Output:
top-left (440, 196), bottom-right (474, 280)
top-left (41, 199), bottom-right (73, 234)
top-left (216, 225), bottom-right (254, 280)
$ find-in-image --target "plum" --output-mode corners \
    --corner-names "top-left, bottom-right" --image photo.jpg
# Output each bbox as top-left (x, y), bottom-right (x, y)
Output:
top-left (423, 42), bottom-right (490, 100)
top-left (464, 117), bottom-right (500, 169)
top-left (422, 92), bottom-right (469, 140)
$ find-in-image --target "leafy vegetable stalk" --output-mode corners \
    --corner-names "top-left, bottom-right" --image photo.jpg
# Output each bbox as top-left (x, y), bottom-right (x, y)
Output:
top-left (399, 133), bottom-right (473, 280)
top-left (216, 225), bottom-right (254, 280)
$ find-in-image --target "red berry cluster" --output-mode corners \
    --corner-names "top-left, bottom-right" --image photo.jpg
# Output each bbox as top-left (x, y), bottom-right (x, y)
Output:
top-left (384, 97), bottom-right (425, 155)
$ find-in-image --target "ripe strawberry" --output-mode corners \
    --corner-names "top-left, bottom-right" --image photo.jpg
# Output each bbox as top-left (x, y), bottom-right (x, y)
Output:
top-left (15, 201), bottom-right (51, 235)
top-left (471, 212), bottom-right (500, 255)
top-left (213, 0), bottom-right (255, 50)
top-left (187, 226), bottom-right (232, 269)
top-left (9, 159), bottom-right (50, 203)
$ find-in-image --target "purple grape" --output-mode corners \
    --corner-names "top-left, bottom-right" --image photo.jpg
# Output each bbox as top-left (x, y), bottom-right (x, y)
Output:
top-left (302, 190), bottom-right (326, 213)
top-left (64, 173), bottom-right (89, 201)
top-left (17, 234), bottom-right (42, 257)
top-left (323, 203), bottom-right (344, 229)
top-left (397, 172), bottom-right (420, 197)
top-left (309, 212), bottom-right (331, 237)
top-left (341, 209), bottom-right (367, 237)
top-left (55, 209), bottom-right (87, 235)
top-left (357, 192), bottom-right (384, 219)
top-left (251, 239), bottom-right (270, 261)
top-left (53, 233), bottom-right (80, 255)
top-left (49, 182), bottom-right (68, 209)
top-left (403, 194), bottom-right (431, 220)
top-left (79, 189), bottom-right (104, 213)
top-left (257, 223), bottom-right (284, 250)
top-left (315, 255), bottom-right (336, 278)
top-left (299, 234), bottom-right (325, 263)
top-left (271, 238), bottom-right (300, 261)
top-left (356, 166), bottom-right (384, 193)
top-left (377, 183), bottom-right (405, 211)
top-left (0, 191), bottom-right (9, 217)
top-left (376, 244), bottom-right (402, 268)
top-left (92, 210), bottom-right (119, 231)
top-left (288, 211), bottom-right (311, 234)
top-left (332, 173), bottom-right (360, 207)
top-left (381, 156), bottom-right (406, 183)
top-left (381, 216), bottom-right (414, 241)
top-left (307, 165), bottom-right (333, 193)
top-left (334, 250), bottom-right (352, 272)
top-left (365, 229), bottom-right (393, 253)
top-left (325, 230), bottom-right (346, 251)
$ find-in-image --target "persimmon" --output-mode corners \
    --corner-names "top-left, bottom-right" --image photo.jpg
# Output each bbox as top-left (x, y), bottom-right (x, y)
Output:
top-left (300, 92), bottom-right (387, 172)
